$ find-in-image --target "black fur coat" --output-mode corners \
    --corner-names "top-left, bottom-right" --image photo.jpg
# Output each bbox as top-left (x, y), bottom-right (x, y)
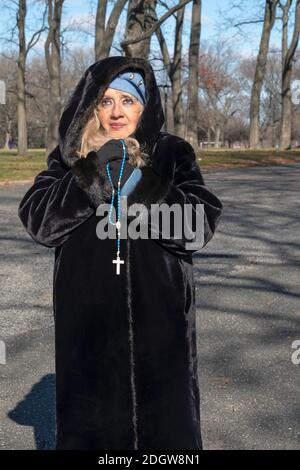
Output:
top-left (18, 56), bottom-right (223, 450)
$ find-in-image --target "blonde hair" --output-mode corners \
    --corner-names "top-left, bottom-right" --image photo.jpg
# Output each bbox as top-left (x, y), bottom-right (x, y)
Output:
top-left (76, 105), bottom-right (107, 158)
top-left (77, 99), bottom-right (144, 159)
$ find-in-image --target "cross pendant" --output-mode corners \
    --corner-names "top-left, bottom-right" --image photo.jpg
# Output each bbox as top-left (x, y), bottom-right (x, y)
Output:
top-left (112, 256), bottom-right (124, 275)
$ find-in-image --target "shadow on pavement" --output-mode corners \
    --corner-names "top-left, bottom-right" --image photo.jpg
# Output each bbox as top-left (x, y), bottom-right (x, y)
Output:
top-left (7, 374), bottom-right (56, 450)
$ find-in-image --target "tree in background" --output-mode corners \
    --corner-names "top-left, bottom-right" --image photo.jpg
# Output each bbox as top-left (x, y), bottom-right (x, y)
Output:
top-left (249, 0), bottom-right (279, 148)
top-left (0, 0), bottom-right (298, 151)
top-left (198, 42), bottom-right (244, 147)
top-left (0, 0), bottom-right (46, 154)
top-left (17, 0), bottom-right (46, 156)
top-left (122, 0), bottom-right (157, 58)
top-left (185, 0), bottom-right (201, 148)
top-left (45, 0), bottom-right (64, 155)
top-left (95, 0), bottom-right (127, 60)
top-left (279, 0), bottom-right (300, 149)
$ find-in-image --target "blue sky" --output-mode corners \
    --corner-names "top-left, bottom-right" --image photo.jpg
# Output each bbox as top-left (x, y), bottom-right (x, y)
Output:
top-left (0, 0), bottom-right (293, 60)
top-left (58, 0), bottom-right (287, 57)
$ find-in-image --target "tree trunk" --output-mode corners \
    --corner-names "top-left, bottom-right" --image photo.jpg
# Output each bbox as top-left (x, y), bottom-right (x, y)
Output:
top-left (214, 125), bottom-right (221, 148)
top-left (5, 120), bottom-right (13, 149)
top-left (154, 1), bottom-right (195, 137)
top-left (249, 0), bottom-right (278, 148)
top-left (120, 0), bottom-right (191, 134)
top-left (163, 86), bottom-right (169, 132)
top-left (95, 0), bottom-right (127, 60)
top-left (220, 125), bottom-right (225, 147)
top-left (280, 0), bottom-right (300, 149)
top-left (95, 0), bottom-right (107, 60)
top-left (185, 0), bottom-right (201, 148)
top-left (169, 0), bottom-right (186, 137)
top-left (45, 0), bottom-right (64, 156)
top-left (123, 0), bottom-right (157, 58)
top-left (207, 127), bottom-right (211, 146)
top-left (17, 0), bottom-right (28, 156)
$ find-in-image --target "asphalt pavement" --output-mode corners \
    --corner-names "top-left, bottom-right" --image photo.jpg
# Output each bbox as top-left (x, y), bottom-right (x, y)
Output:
top-left (0, 163), bottom-right (299, 450)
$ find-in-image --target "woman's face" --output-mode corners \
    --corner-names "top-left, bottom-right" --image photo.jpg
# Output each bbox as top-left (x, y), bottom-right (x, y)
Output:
top-left (97, 87), bottom-right (144, 139)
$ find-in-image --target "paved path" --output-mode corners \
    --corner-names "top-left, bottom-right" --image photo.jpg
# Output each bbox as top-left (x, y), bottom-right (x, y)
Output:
top-left (0, 164), bottom-right (299, 449)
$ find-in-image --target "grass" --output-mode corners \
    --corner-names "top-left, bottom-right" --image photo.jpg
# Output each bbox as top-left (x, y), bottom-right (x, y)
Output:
top-left (0, 149), bottom-right (47, 182)
top-left (196, 148), bottom-right (300, 169)
top-left (0, 147), bottom-right (300, 183)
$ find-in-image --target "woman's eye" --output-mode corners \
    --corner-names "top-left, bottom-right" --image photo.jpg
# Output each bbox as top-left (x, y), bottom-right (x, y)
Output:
top-left (100, 98), bottom-right (134, 107)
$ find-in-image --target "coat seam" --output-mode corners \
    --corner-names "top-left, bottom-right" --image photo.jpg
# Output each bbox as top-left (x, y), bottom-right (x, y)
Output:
top-left (126, 237), bottom-right (138, 449)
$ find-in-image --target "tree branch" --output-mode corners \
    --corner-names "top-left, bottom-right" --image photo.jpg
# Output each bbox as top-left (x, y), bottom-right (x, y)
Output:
top-left (121, 0), bottom-right (192, 47)
top-left (26, 5), bottom-right (48, 56)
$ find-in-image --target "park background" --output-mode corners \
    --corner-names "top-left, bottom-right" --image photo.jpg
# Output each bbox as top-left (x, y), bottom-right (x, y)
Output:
top-left (0, 0), bottom-right (299, 451)
top-left (0, 0), bottom-right (300, 182)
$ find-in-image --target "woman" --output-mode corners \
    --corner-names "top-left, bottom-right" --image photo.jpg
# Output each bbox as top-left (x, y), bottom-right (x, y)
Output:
top-left (18, 56), bottom-right (223, 450)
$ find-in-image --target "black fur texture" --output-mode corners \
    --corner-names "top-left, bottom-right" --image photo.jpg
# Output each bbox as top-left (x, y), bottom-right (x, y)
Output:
top-left (72, 151), bottom-right (112, 207)
top-left (18, 55), bottom-right (223, 451)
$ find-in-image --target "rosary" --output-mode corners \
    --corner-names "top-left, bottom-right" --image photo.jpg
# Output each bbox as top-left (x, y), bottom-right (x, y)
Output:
top-left (105, 139), bottom-right (127, 275)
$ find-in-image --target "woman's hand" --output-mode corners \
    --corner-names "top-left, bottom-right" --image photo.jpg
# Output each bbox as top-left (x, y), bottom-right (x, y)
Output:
top-left (95, 139), bottom-right (134, 189)
top-left (71, 139), bottom-right (135, 206)
top-left (95, 139), bottom-right (125, 167)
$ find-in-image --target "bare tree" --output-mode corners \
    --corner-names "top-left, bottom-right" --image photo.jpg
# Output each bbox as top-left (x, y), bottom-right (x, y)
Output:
top-left (2, 1), bottom-right (46, 155)
top-left (116, 0), bottom-right (192, 136)
top-left (260, 53), bottom-right (282, 146)
top-left (17, 0), bottom-right (28, 156)
top-left (17, 0), bottom-right (47, 155)
top-left (185, 0), bottom-right (201, 148)
top-left (279, 0), bottom-right (300, 149)
top-left (0, 53), bottom-right (17, 149)
top-left (218, 0), bottom-right (280, 148)
top-left (158, 2), bottom-right (184, 137)
top-left (120, 0), bottom-right (192, 51)
top-left (122, 0), bottom-right (157, 58)
top-left (45, 0), bottom-right (64, 155)
top-left (198, 44), bottom-right (243, 147)
top-left (154, 0), bottom-right (192, 137)
top-left (0, 61), bottom-right (25, 149)
top-left (95, 0), bottom-right (128, 60)
top-left (249, 0), bottom-right (279, 148)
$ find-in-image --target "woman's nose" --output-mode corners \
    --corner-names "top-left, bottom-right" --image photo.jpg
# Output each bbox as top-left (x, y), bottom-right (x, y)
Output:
top-left (111, 102), bottom-right (123, 117)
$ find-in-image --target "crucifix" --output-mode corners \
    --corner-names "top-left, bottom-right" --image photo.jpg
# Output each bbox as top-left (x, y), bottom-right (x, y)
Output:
top-left (112, 256), bottom-right (124, 275)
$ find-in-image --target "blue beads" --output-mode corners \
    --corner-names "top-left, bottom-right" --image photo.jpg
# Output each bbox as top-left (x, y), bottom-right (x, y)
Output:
top-left (105, 140), bottom-right (127, 237)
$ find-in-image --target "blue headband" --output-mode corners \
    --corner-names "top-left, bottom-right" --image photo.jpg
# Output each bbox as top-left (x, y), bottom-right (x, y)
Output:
top-left (108, 70), bottom-right (146, 105)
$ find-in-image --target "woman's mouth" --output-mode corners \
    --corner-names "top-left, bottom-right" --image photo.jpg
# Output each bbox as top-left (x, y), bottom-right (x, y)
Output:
top-left (110, 123), bottom-right (126, 130)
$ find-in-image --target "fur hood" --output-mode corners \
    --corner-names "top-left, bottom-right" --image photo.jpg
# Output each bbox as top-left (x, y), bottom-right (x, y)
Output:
top-left (58, 56), bottom-right (165, 168)
top-left (57, 55), bottom-right (179, 210)
top-left (55, 55), bottom-right (222, 246)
